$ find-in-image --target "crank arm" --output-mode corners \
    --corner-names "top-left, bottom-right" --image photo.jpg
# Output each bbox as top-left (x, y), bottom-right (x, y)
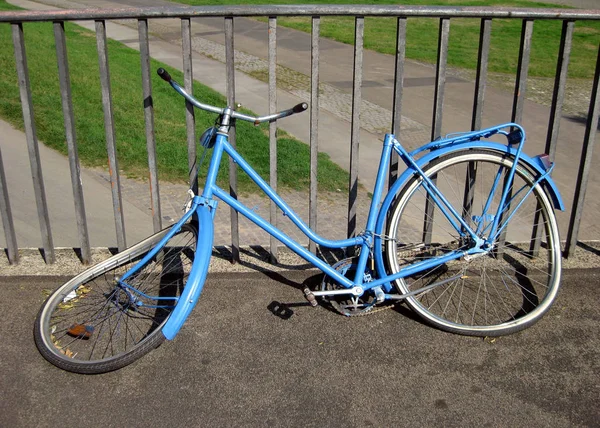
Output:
top-left (311, 286), bottom-right (364, 298)
top-left (303, 285), bottom-right (364, 306)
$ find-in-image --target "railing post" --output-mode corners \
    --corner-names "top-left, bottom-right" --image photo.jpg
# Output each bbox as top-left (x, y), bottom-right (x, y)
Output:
top-left (181, 18), bottom-right (197, 195)
top-left (347, 16), bottom-right (364, 241)
top-left (389, 17), bottom-right (407, 189)
top-left (54, 21), bottom-right (91, 264)
top-left (495, 19), bottom-right (534, 254)
top-left (512, 19), bottom-right (534, 124)
top-left (471, 18), bottom-right (491, 132)
top-left (225, 16), bottom-right (239, 263)
top-left (95, 19), bottom-right (127, 252)
top-left (565, 44), bottom-right (600, 258)
top-left (462, 18), bottom-right (492, 235)
top-left (139, 18), bottom-right (162, 234)
top-left (0, 145), bottom-right (19, 264)
top-left (423, 18), bottom-right (450, 245)
top-left (268, 16), bottom-right (278, 263)
top-left (309, 16), bottom-right (320, 254)
top-left (531, 20), bottom-right (574, 255)
top-left (12, 22), bottom-right (55, 263)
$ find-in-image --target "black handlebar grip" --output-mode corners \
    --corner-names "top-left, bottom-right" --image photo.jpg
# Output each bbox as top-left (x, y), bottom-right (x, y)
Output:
top-left (293, 102), bottom-right (308, 113)
top-left (157, 68), bottom-right (172, 82)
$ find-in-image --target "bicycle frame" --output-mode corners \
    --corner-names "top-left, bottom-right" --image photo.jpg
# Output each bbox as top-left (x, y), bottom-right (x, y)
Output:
top-left (195, 127), bottom-right (509, 293)
top-left (121, 113), bottom-right (564, 339)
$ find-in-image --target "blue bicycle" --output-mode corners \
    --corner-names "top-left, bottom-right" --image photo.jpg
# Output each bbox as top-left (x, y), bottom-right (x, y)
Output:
top-left (34, 68), bottom-right (563, 374)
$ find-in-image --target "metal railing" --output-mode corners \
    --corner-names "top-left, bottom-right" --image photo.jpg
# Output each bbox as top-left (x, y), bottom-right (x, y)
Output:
top-left (0, 5), bottom-right (599, 265)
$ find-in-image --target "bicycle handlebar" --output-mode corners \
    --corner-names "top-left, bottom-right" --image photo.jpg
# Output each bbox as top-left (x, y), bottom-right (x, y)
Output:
top-left (157, 68), bottom-right (308, 124)
top-left (157, 67), bottom-right (172, 82)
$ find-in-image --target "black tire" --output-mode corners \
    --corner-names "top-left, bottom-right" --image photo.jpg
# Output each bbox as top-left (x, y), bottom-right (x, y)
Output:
top-left (385, 149), bottom-right (561, 336)
top-left (34, 224), bottom-right (198, 374)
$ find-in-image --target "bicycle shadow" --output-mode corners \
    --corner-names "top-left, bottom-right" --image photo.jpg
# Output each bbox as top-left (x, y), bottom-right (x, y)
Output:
top-left (209, 245), bottom-right (429, 323)
top-left (211, 245), bottom-right (347, 320)
top-left (208, 243), bottom-right (547, 326)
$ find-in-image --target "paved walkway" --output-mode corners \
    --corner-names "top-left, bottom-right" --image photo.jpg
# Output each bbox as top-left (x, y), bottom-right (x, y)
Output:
top-left (1, 0), bottom-right (599, 251)
top-left (550, 0), bottom-right (599, 8)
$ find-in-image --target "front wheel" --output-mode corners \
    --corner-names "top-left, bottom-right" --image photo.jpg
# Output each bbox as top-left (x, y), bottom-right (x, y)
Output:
top-left (385, 149), bottom-right (561, 336)
top-left (34, 224), bottom-right (198, 374)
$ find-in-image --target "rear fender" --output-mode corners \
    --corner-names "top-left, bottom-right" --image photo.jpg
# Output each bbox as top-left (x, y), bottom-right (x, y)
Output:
top-left (372, 142), bottom-right (564, 290)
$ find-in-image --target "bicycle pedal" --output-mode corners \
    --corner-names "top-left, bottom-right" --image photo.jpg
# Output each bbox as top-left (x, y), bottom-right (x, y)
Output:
top-left (303, 287), bottom-right (318, 307)
top-left (267, 301), bottom-right (294, 320)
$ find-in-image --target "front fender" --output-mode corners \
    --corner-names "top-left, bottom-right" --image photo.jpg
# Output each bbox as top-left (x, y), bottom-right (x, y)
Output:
top-left (372, 142), bottom-right (564, 290)
top-left (162, 203), bottom-right (214, 340)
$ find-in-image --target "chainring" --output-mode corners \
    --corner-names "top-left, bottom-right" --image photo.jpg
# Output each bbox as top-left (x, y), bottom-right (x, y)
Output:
top-left (320, 257), bottom-right (394, 317)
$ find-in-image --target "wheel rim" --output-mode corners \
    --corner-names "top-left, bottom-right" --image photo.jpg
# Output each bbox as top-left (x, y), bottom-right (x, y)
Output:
top-left (386, 151), bottom-right (561, 334)
top-left (38, 226), bottom-right (197, 365)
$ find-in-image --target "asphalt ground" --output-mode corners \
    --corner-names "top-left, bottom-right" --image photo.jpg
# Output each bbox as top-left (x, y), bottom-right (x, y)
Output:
top-left (1, 268), bottom-right (599, 427)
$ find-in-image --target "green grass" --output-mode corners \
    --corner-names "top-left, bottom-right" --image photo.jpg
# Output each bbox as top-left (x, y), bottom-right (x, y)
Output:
top-left (170, 0), bottom-right (600, 79)
top-left (0, 0), bottom-right (349, 193)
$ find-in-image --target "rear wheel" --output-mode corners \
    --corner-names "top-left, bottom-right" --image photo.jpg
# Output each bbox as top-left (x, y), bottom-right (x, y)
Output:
top-left (385, 150), bottom-right (561, 336)
top-left (34, 224), bottom-right (197, 373)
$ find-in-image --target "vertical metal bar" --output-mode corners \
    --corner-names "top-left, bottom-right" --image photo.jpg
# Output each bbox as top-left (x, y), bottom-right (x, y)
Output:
top-left (531, 19), bottom-right (573, 254)
top-left (347, 16), bottom-right (364, 240)
top-left (545, 20), bottom-right (573, 161)
top-left (389, 17), bottom-right (406, 190)
top-left (565, 44), bottom-right (600, 258)
top-left (225, 16), bottom-right (239, 262)
top-left (309, 16), bottom-right (320, 254)
top-left (95, 20), bottom-right (126, 251)
top-left (11, 23), bottom-right (55, 263)
top-left (431, 18), bottom-right (450, 141)
top-left (423, 18), bottom-right (450, 245)
top-left (471, 18), bottom-right (492, 132)
top-left (268, 17), bottom-right (278, 263)
top-left (511, 19), bottom-right (534, 124)
top-left (496, 19), bottom-right (534, 254)
top-left (181, 18), bottom-right (197, 194)
top-left (54, 21), bottom-right (91, 264)
top-left (462, 18), bottom-right (492, 235)
top-left (0, 146), bottom-right (19, 264)
top-left (139, 19), bottom-right (162, 233)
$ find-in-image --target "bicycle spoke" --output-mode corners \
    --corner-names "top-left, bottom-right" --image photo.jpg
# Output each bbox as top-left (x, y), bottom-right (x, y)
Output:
top-left (36, 225), bottom-right (198, 371)
top-left (386, 150), bottom-right (560, 335)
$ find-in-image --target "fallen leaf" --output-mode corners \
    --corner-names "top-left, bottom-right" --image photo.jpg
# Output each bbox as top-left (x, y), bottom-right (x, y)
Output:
top-left (76, 285), bottom-right (92, 295)
top-left (58, 302), bottom-right (75, 310)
